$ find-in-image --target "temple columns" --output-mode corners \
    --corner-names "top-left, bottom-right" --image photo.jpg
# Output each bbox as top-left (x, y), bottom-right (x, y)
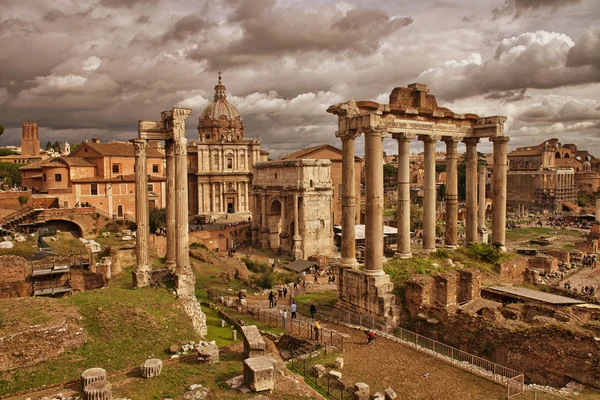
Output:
top-left (133, 140), bottom-right (150, 288)
top-left (364, 128), bottom-right (387, 275)
top-left (444, 137), bottom-right (460, 248)
top-left (491, 136), bottom-right (510, 250)
top-left (337, 130), bottom-right (360, 269)
top-left (478, 165), bottom-right (488, 242)
top-left (165, 141), bottom-right (176, 270)
top-left (464, 138), bottom-right (479, 244)
top-left (292, 194), bottom-right (303, 259)
top-left (419, 135), bottom-right (439, 252)
top-left (393, 133), bottom-right (413, 258)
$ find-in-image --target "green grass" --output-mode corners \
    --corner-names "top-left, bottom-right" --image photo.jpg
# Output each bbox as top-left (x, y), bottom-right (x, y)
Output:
top-left (294, 292), bottom-right (338, 309)
top-left (0, 287), bottom-right (199, 396)
top-left (0, 235), bottom-right (38, 259)
top-left (505, 227), bottom-right (584, 241)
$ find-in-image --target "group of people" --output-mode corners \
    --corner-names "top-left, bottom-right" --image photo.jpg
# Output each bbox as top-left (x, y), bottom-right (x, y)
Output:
top-left (582, 254), bottom-right (597, 269)
top-left (562, 281), bottom-right (598, 296)
top-left (267, 285), bottom-right (288, 307)
top-left (74, 201), bottom-right (92, 207)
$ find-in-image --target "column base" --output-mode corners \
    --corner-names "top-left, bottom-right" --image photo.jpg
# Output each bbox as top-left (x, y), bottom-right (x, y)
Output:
top-left (363, 269), bottom-right (385, 277)
top-left (394, 252), bottom-right (412, 259)
top-left (421, 247), bottom-right (436, 253)
top-left (175, 273), bottom-right (196, 297)
top-left (132, 268), bottom-right (150, 289)
top-left (339, 257), bottom-right (360, 269)
top-left (444, 244), bottom-right (459, 250)
top-left (165, 260), bottom-right (176, 271)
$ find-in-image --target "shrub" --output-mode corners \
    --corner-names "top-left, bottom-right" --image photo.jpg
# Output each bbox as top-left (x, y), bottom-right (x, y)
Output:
top-left (18, 195), bottom-right (29, 205)
top-left (242, 256), bottom-right (269, 273)
top-left (254, 271), bottom-right (277, 289)
top-left (467, 243), bottom-right (502, 264)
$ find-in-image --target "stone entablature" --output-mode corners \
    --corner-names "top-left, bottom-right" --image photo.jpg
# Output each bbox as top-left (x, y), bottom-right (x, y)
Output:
top-left (251, 159), bottom-right (336, 259)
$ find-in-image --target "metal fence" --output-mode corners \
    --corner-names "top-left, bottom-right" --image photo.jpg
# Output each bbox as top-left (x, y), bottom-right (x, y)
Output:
top-left (206, 288), bottom-right (344, 350)
top-left (289, 344), bottom-right (355, 400)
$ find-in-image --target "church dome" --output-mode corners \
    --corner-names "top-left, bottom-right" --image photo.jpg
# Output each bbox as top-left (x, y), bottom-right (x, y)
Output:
top-left (198, 73), bottom-right (244, 142)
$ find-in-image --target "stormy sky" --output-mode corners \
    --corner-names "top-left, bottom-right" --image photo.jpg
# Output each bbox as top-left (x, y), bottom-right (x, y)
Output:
top-left (1, 0), bottom-right (599, 158)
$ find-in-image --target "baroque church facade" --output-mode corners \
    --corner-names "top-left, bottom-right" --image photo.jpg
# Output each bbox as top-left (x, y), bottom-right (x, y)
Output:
top-left (187, 74), bottom-right (264, 217)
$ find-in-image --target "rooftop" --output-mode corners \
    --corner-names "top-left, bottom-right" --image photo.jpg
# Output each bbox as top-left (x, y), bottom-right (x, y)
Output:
top-left (484, 286), bottom-right (585, 305)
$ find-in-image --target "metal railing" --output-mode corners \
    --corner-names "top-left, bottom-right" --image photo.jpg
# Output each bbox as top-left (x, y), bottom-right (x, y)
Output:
top-left (206, 288), bottom-right (344, 350)
top-left (289, 344), bottom-right (355, 400)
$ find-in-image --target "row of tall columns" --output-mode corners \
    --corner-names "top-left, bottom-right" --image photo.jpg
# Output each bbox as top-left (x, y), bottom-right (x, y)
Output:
top-left (478, 165), bottom-right (488, 238)
top-left (364, 128), bottom-right (386, 275)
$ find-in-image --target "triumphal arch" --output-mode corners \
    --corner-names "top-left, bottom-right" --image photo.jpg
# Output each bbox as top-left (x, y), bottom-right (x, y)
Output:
top-left (132, 107), bottom-right (195, 298)
top-left (327, 83), bottom-right (509, 328)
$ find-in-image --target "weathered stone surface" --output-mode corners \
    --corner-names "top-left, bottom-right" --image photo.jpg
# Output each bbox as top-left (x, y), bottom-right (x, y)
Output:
top-left (384, 387), bottom-right (398, 400)
top-left (241, 325), bottom-right (266, 358)
top-left (328, 370), bottom-right (342, 380)
top-left (311, 364), bottom-right (326, 378)
top-left (243, 356), bottom-right (276, 392)
top-left (140, 358), bottom-right (162, 378)
top-left (372, 393), bottom-right (385, 400)
top-left (169, 344), bottom-right (180, 354)
top-left (353, 382), bottom-right (369, 400)
top-left (225, 375), bottom-right (244, 389)
top-left (81, 368), bottom-right (106, 390)
top-left (83, 380), bottom-right (112, 400)
top-left (196, 342), bottom-right (219, 364)
top-left (183, 383), bottom-right (210, 400)
top-left (335, 357), bottom-right (344, 369)
top-left (181, 296), bottom-right (207, 336)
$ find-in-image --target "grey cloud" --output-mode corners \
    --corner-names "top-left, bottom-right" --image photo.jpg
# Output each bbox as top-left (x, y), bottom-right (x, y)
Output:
top-left (492, 0), bottom-right (582, 19)
top-left (567, 27), bottom-right (600, 68)
top-left (97, 0), bottom-right (159, 9)
top-left (43, 9), bottom-right (67, 22)
top-left (161, 15), bottom-right (214, 42)
top-left (484, 88), bottom-right (529, 102)
top-left (519, 101), bottom-right (600, 123)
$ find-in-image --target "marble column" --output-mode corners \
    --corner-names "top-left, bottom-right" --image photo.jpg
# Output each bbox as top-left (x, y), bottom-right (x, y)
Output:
top-left (244, 182), bottom-right (249, 212)
top-left (260, 192), bottom-right (268, 247)
top-left (478, 165), bottom-right (488, 242)
top-left (279, 193), bottom-right (287, 249)
top-left (165, 141), bottom-right (176, 271)
top-left (251, 192), bottom-right (260, 244)
top-left (464, 138), bottom-right (479, 244)
top-left (174, 137), bottom-right (195, 297)
top-left (133, 139), bottom-right (150, 288)
top-left (292, 193), bottom-right (303, 259)
top-left (444, 137), bottom-right (460, 248)
top-left (337, 130), bottom-right (360, 269)
top-left (364, 128), bottom-right (387, 275)
top-left (491, 136), bottom-right (510, 250)
top-left (393, 133), bottom-right (412, 258)
top-left (419, 135), bottom-right (439, 252)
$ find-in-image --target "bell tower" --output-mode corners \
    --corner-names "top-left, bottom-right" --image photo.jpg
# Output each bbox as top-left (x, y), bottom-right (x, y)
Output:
top-left (21, 121), bottom-right (40, 157)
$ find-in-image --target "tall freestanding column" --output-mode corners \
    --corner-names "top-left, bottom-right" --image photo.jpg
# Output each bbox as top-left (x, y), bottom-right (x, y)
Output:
top-left (133, 139), bottom-right (150, 288)
top-left (419, 135), bottom-right (439, 252)
top-left (174, 137), bottom-right (195, 297)
top-left (478, 165), bottom-right (488, 242)
top-left (491, 136), bottom-right (510, 250)
top-left (337, 130), bottom-right (360, 268)
top-left (260, 192), bottom-right (268, 247)
top-left (444, 137), bottom-right (460, 248)
top-left (165, 141), bottom-right (176, 271)
top-left (364, 128), bottom-right (387, 275)
top-left (464, 138), bottom-right (479, 244)
top-left (393, 133), bottom-right (413, 258)
top-left (292, 193), bottom-right (303, 259)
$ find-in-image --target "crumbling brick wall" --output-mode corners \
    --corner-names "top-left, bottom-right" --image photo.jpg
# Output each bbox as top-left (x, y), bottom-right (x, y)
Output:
top-left (495, 256), bottom-right (528, 283)
top-left (457, 270), bottom-right (480, 304)
top-left (528, 256), bottom-right (558, 273)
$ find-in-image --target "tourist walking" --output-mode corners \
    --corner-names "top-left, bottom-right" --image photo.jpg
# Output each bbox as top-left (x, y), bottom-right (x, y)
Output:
top-left (309, 303), bottom-right (317, 319)
top-left (314, 320), bottom-right (321, 341)
top-left (268, 291), bottom-right (274, 308)
top-left (281, 309), bottom-right (288, 329)
top-left (365, 329), bottom-right (376, 345)
top-left (283, 287), bottom-right (288, 298)
top-left (291, 301), bottom-right (297, 319)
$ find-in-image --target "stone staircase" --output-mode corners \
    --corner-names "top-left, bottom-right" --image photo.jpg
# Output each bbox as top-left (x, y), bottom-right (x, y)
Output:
top-left (0, 205), bottom-right (41, 232)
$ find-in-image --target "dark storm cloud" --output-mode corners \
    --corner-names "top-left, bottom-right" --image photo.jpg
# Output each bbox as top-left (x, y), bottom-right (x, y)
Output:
top-left (484, 89), bottom-right (529, 103)
top-left (492, 0), bottom-right (582, 19)
top-left (567, 27), bottom-right (600, 69)
top-left (161, 15), bottom-right (214, 42)
top-left (97, 0), bottom-right (160, 9)
top-left (519, 100), bottom-right (600, 123)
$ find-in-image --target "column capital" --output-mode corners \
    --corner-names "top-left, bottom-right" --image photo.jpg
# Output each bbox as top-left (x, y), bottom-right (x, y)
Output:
top-left (165, 140), bottom-right (176, 157)
top-left (391, 132), bottom-right (416, 142)
top-left (360, 126), bottom-right (388, 138)
top-left (133, 139), bottom-right (148, 156)
top-left (418, 134), bottom-right (440, 143)
top-left (336, 129), bottom-right (361, 141)
top-left (462, 137), bottom-right (480, 146)
top-left (174, 137), bottom-right (188, 155)
top-left (489, 135), bottom-right (511, 144)
top-left (442, 136), bottom-right (461, 146)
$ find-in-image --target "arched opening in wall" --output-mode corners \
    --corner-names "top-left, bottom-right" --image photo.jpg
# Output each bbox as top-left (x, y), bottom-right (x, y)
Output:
top-left (267, 199), bottom-right (282, 249)
top-left (117, 204), bottom-right (124, 218)
top-left (43, 219), bottom-right (83, 238)
top-left (555, 152), bottom-right (561, 158)
top-left (564, 153), bottom-right (570, 158)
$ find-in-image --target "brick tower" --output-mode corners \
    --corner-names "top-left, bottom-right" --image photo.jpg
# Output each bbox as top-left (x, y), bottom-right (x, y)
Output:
top-left (21, 121), bottom-right (40, 157)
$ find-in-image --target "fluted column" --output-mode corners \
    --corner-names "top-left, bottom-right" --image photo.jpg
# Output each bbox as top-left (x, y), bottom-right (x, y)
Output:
top-left (478, 165), bottom-right (487, 242)
top-left (393, 133), bottom-right (413, 258)
top-left (174, 137), bottom-right (195, 297)
top-left (165, 141), bottom-right (176, 270)
top-left (133, 139), bottom-right (150, 288)
top-left (419, 135), bottom-right (439, 252)
top-left (292, 193), bottom-right (302, 259)
top-left (464, 138), bottom-right (479, 244)
top-left (336, 130), bottom-right (360, 268)
top-left (491, 136), bottom-right (510, 250)
top-left (364, 127), bottom-right (387, 275)
top-left (444, 137), bottom-right (460, 248)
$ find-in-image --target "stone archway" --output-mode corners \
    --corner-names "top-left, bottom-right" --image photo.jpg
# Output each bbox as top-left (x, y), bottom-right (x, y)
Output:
top-left (267, 199), bottom-right (282, 248)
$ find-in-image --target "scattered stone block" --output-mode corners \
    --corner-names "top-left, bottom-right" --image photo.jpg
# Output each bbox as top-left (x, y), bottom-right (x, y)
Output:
top-left (83, 380), bottom-right (112, 400)
top-left (14, 235), bottom-right (25, 243)
top-left (79, 238), bottom-right (89, 244)
top-left (121, 235), bottom-right (132, 241)
top-left (225, 375), bottom-right (244, 389)
top-left (102, 232), bottom-right (110, 237)
top-left (311, 364), bottom-right (326, 378)
top-left (354, 382), bottom-right (369, 399)
top-left (220, 319), bottom-right (227, 327)
top-left (183, 383), bottom-right (210, 400)
top-left (81, 368), bottom-right (107, 390)
top-left (335, 357), bottom-right (344, 369)
top-left (196, 342), bottom-right (219, 364)
top-left (122, 229), bottom-right (131, 235)
top-left (169, 344), bottom-right (180, 354)
top-left (243, 356), bottom-right (276, 392)
top-left (140, 358), bottom-right (162, 378)
top-left (384, 387), bottom-right (397, 400)
top-left (249, 396), bottom-right (270, 400)
top-left (328, 370), bottom-right (342, 380)
top-left (241, 325), bottom-right (266, 358)
top-left (372, 393), bottom-right (385, 400)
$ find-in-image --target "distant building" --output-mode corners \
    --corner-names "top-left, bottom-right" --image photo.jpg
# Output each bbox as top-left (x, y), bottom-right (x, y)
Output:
top-left (507, 139), bottom-right (578, 210)
top-left (0, 122), bottom-right (47, 165)
top-left (20, 138), bottom-right (166, 219)
top-left (280, 144), bottom-right (362, 226)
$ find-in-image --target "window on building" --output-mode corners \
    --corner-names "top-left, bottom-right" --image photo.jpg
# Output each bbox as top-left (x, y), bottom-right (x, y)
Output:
top-left (90, 183), bottom-right (98, 195)
top-left (275, 173), bottom-right (278, 179)
top-left (148, 183), bottom-right (154, 192)
top-left (214, 154), bottom-right (219, 169)
top-left (43, 174), bottom-right (47, 182)
top-left (112, 164), bottom-right (120, 173)
top-left (227, 158), bottom-right (233, 169)
top-left (55, 174), bottom-right (62, 182)
top-left (152, 164), bottom-right (159, 173)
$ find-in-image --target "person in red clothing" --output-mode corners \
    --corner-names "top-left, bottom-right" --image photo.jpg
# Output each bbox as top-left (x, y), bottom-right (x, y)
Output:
top-left (364, 329), bottom-right (376, 345)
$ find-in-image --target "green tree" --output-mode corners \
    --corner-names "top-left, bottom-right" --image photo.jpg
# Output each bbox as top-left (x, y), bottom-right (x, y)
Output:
top-left (53, 141), bottom-right (61, 153)
top-left (0, 148), bottom-right (18, 156)
top-left (0, 162), bottom-right (22, 186)
top-left (0, 125), bottom-right (4, 137)
top-left (437, 183), bottom-right (446, 202)
top-left (410, 204), bottom-right (423, 232)
top-left (149, 207), bottom-right (166, 233)
top-left (383, 164), bottom-right (397, 177)
top-left (46, 141), bottom-right (53, 150)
